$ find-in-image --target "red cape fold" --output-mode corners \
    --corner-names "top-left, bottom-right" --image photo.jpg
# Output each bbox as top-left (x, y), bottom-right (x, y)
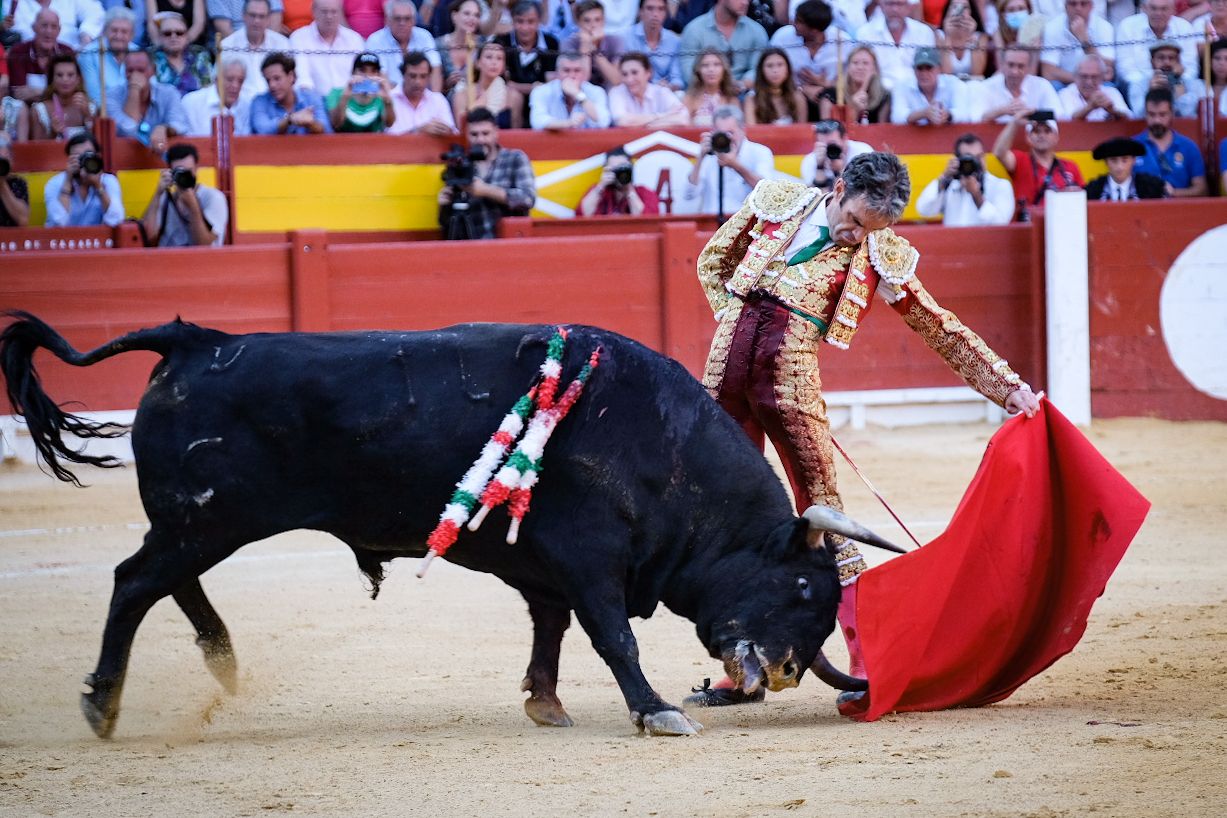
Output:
top-left (841, 399), bottom-right (1150, 722)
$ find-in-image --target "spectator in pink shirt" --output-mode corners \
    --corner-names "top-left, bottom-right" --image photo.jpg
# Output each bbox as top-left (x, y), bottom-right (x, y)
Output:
top-left (343, 0), bottom-right (384, 36)
top-left (608, 52), bottom-right (688, 127)
top-left (388, 49), bottom-right (457, 134)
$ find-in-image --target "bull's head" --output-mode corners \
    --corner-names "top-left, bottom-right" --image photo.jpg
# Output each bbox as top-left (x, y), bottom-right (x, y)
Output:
top-left (695, 506), bottom-right (903, 696)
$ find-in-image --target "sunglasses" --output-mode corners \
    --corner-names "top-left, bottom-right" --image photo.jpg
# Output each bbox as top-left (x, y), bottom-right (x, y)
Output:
top-left (162, 29), bottom-right (187, 35)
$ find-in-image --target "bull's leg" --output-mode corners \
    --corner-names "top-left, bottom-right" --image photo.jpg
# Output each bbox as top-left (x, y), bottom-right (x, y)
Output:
top-left (569, 598), bottom-right (702, 737)
top-left (82, 531), bottom-right (225, 739)
top-left (521, 599), bottom-right (573, 727)
top-left (173, 578), bottom-right (237, 694)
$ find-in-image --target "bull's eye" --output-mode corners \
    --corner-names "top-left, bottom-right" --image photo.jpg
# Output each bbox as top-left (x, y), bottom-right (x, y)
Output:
top-left (796, 576), bottom-right (812, 600)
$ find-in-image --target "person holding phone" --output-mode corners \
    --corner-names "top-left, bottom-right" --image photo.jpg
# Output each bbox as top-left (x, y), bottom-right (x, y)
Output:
top-left (327, 51), bottom-right (395, 131)
top-left (992, 108), bottom-right (1084, 221)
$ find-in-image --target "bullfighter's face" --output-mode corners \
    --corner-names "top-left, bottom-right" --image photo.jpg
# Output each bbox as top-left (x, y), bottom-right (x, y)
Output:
top-left (695, 520), bottom-right (842, 696)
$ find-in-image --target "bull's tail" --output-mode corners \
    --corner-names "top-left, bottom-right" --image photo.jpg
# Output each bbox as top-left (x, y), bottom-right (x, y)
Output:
top-left (0, 311), bottom-right (192, 485)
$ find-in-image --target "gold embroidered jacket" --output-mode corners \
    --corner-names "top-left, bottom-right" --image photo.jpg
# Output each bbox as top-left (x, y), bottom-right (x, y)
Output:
top-left (698, 179), bottom-right (1028, 406)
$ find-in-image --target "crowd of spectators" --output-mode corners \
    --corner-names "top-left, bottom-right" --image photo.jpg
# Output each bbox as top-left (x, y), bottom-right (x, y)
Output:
top-left (2, 0), bottom-right (1227, 234)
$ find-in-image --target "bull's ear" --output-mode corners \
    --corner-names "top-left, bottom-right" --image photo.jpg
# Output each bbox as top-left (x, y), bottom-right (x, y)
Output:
top-left (801, 505), bottom-right (907, 554)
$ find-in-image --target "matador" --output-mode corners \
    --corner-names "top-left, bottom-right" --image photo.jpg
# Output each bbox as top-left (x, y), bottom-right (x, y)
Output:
top-left (686, 154), bottom-right (1040, 711)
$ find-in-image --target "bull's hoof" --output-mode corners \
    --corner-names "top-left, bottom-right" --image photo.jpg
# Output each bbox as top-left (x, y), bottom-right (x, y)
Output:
top-left (80, 675), bottom-right (118, 739)
top-left (634, 709), bottom-right (703, 737)
top-left (524, 695), bottom-right (575, 728)
top-left (197, 637), bottom-right (238, 694)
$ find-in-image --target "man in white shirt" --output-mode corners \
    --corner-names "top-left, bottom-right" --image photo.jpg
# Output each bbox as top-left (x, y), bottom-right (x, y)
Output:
top-left (1057, 54), bottom-right (1131, 119)
top-left (891, 46), bottom-right (969, 125)
top-left (365, 0), bottom-right (441, 89)
top-left (916, 133), bottom-right (1015, 225)
top-left (1113, 0), bottom-right (1196, 90)
top-left (1040, 0), bottom-right (1115, 85)
top-left (287, 0), bottom-right (366, 94)
top-left (181, 59), bottom-right (254, 136)
top-left (978, 44), bottom-right (1062, 121)
top-left (770, 0), bottom-right (848, 118)
top-left (685, 105), bottom-right (775, 217)
top-left (799, 118), bottom-right (872, 188)
top-left (10, 0), bottom-right (104, 49)
top-left (855, 0), bottom-right (936, 91)
top-left (387, 51), bottom-right (457, 135)
top-left (528, 52), bottom-right (611, 129)
top-left (1127, 39), bottom-right (1205, 117)
top-left (219, 0), bottom-right (292, 95)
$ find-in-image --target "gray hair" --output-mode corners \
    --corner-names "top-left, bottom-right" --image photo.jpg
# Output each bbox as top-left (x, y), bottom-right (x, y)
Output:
top-left (219, 57), bottom-right (248, 75)
top-left (841, 152), bottom-right (911, 221)
top-left (711, 104), bottom-right (744, 126)
top-left (383, 0), bottom-right (416, 15)
top-left (103, 6), bottom-right (137, 27)
top-left (1076, 53), bottom-right (1108, 76)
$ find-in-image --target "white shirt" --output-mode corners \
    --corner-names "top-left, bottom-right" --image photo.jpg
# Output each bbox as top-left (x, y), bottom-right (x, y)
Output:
top-left (365, 26), bottom-right (441, 82)
top-left (1056, 82), bottom-right (1131, 120)
top-left (789, 0), bottom-right (866, 35)
top-left (152, 185), bottom-right (229, 247)
top-left (220, 28), bottom-right (293, 95)
top-left (798, 138), bottom-right (873, 184)
top-left (854, 16), bottom-right (937, 91)
top-left (11, 0), bottom-right (104, 49)
top-left (181, 86), bottom-right (254, 136)
top-left (890, 74), bottom-right (969, 124)
top-left (1105, 176), bottom-right (1131, 201)
top-left (915, 171), bottom-right (1015, 226)
top-left (782, 190), bottom-right (832, 258)
top-left (769, 25), bottom-right (848, 84)
top-left (1041, 13), bottom-right (1116, 75)
top-left (1113, 13), bottom-right (1197, 87)
top-left (686, 139), bottom-right (776, 216)
top-left (288, 23), bottom-right (367, 93)
top-left (975, 73), bottom-right (1062, 122)
top-left (601, 0), bottom-right (638, 34)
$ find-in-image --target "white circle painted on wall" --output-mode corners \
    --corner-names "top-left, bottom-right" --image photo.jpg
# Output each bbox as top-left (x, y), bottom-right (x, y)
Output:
top-left (1160, 225), bottom-right (1227, 401)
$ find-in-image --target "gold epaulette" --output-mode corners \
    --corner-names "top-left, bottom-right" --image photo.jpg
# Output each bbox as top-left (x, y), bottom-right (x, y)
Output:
top-left (749, 179), bottom-right (821, 224)
top-left (866, 228), bottom-right (920, 291)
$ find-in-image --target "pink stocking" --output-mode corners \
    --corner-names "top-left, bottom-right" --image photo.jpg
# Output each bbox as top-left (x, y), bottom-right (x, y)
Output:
top-left (837, 579), bottom-right (866, 680)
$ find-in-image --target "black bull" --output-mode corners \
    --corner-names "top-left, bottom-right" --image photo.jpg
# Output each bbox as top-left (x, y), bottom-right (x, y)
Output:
top-left (1, 313), bottom-right (898, 737)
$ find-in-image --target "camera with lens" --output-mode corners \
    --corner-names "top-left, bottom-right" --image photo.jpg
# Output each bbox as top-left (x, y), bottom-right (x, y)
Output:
top-left (825, 143), bottom-right (843, 161)
top-left (710, 131), bottom-right (733, 154)
top-left (441, 143), bottom-right (487, 188)
top-left (957, 155), bottom-right (981, 177)
top-left (172, 167), bottom-right (197, 190)
top-left (77, 151), bottom-right (104, 176)
top-left (0, 157), bottom-right (10, 177)
top-left (612, 165), bottom-right (633, 187)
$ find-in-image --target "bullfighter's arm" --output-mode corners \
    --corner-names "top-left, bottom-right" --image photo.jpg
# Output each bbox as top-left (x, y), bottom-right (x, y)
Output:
top-left (868, 230), bottom-right (1031, 408)
top-left (695, 199), bottom-right (758, 319)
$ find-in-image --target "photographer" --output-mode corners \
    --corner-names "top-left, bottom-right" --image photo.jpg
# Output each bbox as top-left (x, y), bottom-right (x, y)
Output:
top-left (684, 105), bottom-right (774, 217)
top-left (916, 133), bottom-right (1014, 226)
top-left (992, 109), bottom-right (1084, 222)
top-left (44, 133), bottom-right (124, 227)
top-left (140, 143), bottom-right (229, 247)
top-left (436, 107), bottom-right (535, 240)
top-left (0, 134), bottom-right (31, 227)
top-left (799, 119), bottom-right (871, 193)
top-left (577, 147), bottom-right (660, 217)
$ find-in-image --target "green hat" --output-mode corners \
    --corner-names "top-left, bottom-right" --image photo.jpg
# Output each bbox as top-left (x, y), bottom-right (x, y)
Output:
top-left (914, 47), bottom-right (940, 68)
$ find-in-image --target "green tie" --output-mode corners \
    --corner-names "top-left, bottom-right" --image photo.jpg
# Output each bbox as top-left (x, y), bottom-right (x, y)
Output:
top-left (786, 227), bottom-right (831, 266)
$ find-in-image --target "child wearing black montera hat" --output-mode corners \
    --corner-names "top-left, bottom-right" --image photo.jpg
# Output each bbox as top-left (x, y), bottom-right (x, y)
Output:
top-left (1084, 136), bottom-right (1169, 201)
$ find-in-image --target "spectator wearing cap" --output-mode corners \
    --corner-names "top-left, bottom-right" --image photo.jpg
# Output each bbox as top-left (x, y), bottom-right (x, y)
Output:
top-left (108, 48), bottom-right (190, 150)
top-left (7, 10), bottom-right (76, 103)
top-left (365, 0), bottom-right (442, 89)
top-left (287, 0), bottom-right (366, 94)
top-left (992, 109), bottom-right (1085, 221)
top-left (853, 0), bottom-right (936, 91)
top-left (387, 49), bottom-right (456, 134)
top-left (250, 51), bottom-right (332, 132)
top-left (1039, 0), bottom-right (1115, 87)
top-left (622, 0), bottom-right (683, 91)
top-left (528, 52), bottom-right (610, 129)
top-left (219, 0), bottom-right (292, 95)
top-left (799, 118), bottom-right (872, 192)
top-left (1132, 87), bottom-right (1206, 197)
top-left (891, 46), bottom-right (969, 125)
top-left (181, 57), bottom-right (253, 135)
top-left (1114, 0), bottom-right (1195, 91)
top-left (327, 51), bottom-right (396, 131)
top-left (977, 44), bottom-right (1061, 122)
top-left (679, 0), bottom-right (770, 88)
top-left (1084, 136), bottom-right (1168, 200)
top-left (1128, 40), bottom-right (1204, 117)
top-left (150, 11), bottom-right (213, 95)
top-left (770, 0), bottom-right (849, 120)
top-left (1057, 54), bottom-right (1130, 120)
top-left (916, 133), bottom-right (1016, 226)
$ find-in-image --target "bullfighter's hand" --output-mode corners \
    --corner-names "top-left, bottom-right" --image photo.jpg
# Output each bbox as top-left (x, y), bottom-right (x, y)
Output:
top-left (1005, 388), bottom-right (1040, 418)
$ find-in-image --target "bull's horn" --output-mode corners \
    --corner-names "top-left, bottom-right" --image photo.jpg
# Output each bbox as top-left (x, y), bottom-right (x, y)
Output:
top-left (802, 505), bottom-right (907, 554)
top-left (810, 650), bottom-right (869, 692)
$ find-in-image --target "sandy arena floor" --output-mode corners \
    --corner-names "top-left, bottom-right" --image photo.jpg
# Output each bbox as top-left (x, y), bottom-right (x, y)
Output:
top-left (0, 417), bottom-right (1224, 817)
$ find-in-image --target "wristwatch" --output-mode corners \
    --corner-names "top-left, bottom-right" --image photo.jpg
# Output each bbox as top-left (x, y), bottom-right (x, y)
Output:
top-left (575, 92), bottom-right (588, 103)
